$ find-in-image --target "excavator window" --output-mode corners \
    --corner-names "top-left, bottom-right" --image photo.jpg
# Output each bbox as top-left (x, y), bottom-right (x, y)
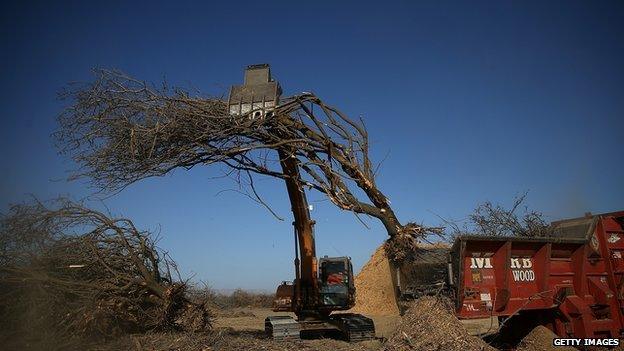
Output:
top-left (319, 259), bottom-right (350, 307)
top-left (321, 261), bottom-right (347, 285)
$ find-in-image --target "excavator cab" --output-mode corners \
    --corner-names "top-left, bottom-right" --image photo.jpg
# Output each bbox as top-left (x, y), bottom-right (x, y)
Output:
top-left (271, 256), bottom-right (356, 311)
top-left (318, 256), bottom-right (355, 308)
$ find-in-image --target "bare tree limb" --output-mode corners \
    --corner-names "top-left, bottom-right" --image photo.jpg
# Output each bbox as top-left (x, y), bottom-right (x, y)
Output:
top-left (55, 69), bottom-right (443, 262)
top-left (0, 198), bottom-right (210, 342)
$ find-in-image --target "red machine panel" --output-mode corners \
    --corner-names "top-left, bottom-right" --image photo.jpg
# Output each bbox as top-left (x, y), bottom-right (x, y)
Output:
top-left (452, 212), bottom-right (624, 338)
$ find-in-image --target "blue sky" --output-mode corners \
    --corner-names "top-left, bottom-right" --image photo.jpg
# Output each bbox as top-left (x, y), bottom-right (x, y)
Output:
top-left (1, 1), bottom-right (623, 291)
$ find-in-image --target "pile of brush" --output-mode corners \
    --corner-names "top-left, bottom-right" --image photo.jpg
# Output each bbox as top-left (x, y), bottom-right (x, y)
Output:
top-left (0, 199), bottom-right (209, 349)
top-left (385, 297), bottom-right (494, 351)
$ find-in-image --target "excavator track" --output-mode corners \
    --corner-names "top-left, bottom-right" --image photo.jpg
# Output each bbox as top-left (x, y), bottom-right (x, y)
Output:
top-left (330, 313), bottom-right (376, 342)
top-left (265, 316), bottom-right (301, 341)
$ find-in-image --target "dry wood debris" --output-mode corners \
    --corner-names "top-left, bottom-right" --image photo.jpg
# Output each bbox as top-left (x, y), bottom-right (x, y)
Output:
top-left (0, 199), bottom-right (209, 349)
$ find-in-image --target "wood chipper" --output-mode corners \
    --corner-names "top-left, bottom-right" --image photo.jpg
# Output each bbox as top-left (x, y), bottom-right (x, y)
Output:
top-left (400, 211), bottom-right (624, 339)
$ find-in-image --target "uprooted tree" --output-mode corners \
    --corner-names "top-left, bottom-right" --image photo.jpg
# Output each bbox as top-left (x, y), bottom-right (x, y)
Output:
top-left (55, 69), bottom-right (442, 262)
top-left (0, 198), bottom-right (209, 346)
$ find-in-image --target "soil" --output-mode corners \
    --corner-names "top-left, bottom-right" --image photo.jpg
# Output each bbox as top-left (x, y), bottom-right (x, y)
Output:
top-left (105, 329), bottom-right (382, 351)
top-left (212, 307), bottom-right (400, 340)
top-left (350, 245), bottom-right (400, 316)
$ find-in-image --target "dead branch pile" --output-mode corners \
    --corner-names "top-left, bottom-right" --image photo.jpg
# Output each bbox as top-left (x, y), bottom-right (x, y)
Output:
top-left (55, 69), bottom-right (442, 262)
top-left (385, 297), bottom-right (494, 351)
top-left (0, 199), bottom-right (209, 347)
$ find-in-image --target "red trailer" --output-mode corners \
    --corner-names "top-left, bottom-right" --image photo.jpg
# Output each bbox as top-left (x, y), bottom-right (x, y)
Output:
top-left (451, 211), bottom-right (624, 338)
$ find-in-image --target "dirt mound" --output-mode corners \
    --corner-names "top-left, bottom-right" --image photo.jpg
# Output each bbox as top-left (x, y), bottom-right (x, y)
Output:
top-left (385, 297), bottom-right (495, 351)
top-left (351, 242), bottom-right (451, 316)
top-left (516, 326), bottom-right (576, 351)
top-left (350, 245), bottom-right (400, 316)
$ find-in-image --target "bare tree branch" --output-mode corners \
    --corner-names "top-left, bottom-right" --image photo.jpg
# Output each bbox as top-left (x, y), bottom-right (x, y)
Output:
top-left (55, 69), bottom-right (443, 262)
top-left (0, 198), bottom-right (210, 342)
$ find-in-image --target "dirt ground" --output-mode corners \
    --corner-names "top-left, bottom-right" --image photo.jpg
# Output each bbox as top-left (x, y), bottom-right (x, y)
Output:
top-left (212, 307), bottom-right (401, 340)
top-left (103, 328), bottom-right (382, 351)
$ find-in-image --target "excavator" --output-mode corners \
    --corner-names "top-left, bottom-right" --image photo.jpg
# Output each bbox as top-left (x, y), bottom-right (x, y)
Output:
top-left (228, 64), bottom-right (376, 341)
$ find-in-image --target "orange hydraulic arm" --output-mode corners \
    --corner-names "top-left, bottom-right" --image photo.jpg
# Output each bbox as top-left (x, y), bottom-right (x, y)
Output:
top-left (278, 149), bottom-right (320, 319)
top-left (228, 64), bottom-right (321, 319)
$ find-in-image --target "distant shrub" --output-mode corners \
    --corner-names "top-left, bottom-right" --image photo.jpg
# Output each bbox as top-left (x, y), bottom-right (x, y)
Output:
top-left (188, 286), bottom-right (273, 309)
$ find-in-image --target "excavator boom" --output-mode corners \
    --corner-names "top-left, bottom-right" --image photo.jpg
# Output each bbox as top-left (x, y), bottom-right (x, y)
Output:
top-left (228, 64), bottom-right (375, 341)
top-left (277, 149), bottom-right (320, 318)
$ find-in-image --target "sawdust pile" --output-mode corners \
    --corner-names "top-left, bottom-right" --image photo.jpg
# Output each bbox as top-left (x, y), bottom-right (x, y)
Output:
top-left (385, 297), bottom-right (495, 351)
top-left (516, 326), bottom-right (576, 351)
top-left (350, 245), bottom-right (400, 316)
